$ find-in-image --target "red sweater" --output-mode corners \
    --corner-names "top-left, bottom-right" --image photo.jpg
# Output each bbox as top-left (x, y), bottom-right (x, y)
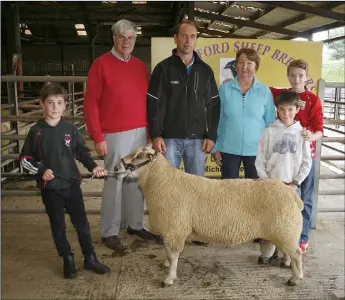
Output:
top-left (270, 88), bottom-right (324, 159)
top-left (84, 52), bottom-right (149, 143)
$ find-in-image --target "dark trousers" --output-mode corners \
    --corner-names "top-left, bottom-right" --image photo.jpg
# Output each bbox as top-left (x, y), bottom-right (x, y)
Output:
top-left (41, 183), bottom-right (94, 257)
top-left (220, 153), bottom-right (259, 179)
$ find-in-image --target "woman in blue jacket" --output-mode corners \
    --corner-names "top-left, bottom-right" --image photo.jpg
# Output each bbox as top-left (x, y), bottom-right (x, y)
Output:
top-left (212, 48), bottom-right (276, 179)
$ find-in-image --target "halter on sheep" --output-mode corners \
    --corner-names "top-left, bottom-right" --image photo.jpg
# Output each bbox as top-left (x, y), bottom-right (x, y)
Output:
top-left (114, 144), bottom-right (304, 287)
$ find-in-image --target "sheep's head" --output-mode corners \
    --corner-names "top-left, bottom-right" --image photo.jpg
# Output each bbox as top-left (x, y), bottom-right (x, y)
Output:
top-left (113, 144), bottom-right (158, 179)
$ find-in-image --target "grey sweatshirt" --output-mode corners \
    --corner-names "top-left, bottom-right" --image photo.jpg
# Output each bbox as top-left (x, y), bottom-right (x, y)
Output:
top-left (255, 119), bottom-right (312, 185)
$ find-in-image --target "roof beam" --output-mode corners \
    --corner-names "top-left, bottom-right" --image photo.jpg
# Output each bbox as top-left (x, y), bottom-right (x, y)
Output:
top-left (21, 20), bottom-right (171, 27)
top-left (21, 37), bottom-right (151, 47)
top-left (19, 12), bottom-right (172, 24)
top-left (264, 2), bottom-right (345, 22)
top-left (194, 10), bottom-right (310, 39)
top-left (188, 2), bottom-right (195, 21)
top-left (232, 4), bottom-right (276, 33)
top-left (251, 13), bottom-right (309, 39)
top-left (250, 2), bottom-right (344, 39)
top-left (174, 3), bottom-right (185, 26)
top-left (302, 20), bottom-right (344, 36)
top-left (284, 20), bottom-right (345, 40)
top-left (207, 2), bottom-right (235, 29)
top-left (197, 27), bottom-right (242, 38)
top-left (323, 35), bottom-right (345, 44)
top-left (324, 2), bottom-right (345, 10)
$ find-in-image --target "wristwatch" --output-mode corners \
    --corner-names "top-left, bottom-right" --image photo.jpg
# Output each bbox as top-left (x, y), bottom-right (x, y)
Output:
top-left (293, 180), bottom-right (300, 187)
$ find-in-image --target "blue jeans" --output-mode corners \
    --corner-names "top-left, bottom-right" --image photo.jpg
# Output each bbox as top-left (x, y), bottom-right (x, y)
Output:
top-left (164, 139), bottom-right (206, 176)
top-left (300, 160), bottom-right (316, 243)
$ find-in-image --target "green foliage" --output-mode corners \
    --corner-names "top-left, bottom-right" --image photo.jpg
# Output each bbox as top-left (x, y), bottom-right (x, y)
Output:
top-left (322, 60), bottom-right (345, 82)
top-left (327, 27), bottom-right (345, 61)
top-left (328, 40), bottom-right (345, 61)
top-left (322, 27), bottom-right (345, 82)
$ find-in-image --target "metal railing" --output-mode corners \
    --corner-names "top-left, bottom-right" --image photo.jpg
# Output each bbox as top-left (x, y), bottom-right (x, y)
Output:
top-left (1, 76), bottom-right (344, 223)
top-left (312, 80), bottom-right (345, 228)
top-left (1, 75), bottom-right (87, 176)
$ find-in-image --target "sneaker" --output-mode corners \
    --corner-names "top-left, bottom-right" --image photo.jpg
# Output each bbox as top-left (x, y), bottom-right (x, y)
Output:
top-left (299, 241), bottom-right (308, 253)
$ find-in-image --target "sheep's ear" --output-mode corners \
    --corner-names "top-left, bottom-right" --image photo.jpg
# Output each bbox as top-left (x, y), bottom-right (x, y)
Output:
top-left (146, 147), bottom-right (156, 155)
top-left (133, 147), bottom-right (144, 159)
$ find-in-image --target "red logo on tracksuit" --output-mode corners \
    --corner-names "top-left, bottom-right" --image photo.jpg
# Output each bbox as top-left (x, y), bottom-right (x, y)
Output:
top-left (64, 134), bottom-right (71, 147)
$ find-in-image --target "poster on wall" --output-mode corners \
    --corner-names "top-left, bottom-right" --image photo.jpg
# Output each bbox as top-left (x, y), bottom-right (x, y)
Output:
top-left (151, 38), bottom-right (323, 177)
top-left (220, 58), bottom-right (236, 84)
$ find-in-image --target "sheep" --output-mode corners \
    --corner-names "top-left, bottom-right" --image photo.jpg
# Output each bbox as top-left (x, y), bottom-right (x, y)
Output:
top-left (113, 144), bottom-right (304, 287)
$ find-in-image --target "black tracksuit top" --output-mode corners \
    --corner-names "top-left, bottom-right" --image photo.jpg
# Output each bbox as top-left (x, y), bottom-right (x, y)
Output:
top-left (20, 119), bottom-right (97, 190)
top-left (147, 49), bottom-right (220, 142)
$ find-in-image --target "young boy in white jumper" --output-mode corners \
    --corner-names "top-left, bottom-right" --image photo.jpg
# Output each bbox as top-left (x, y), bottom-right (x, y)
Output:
top-left (254, 90), bottom-right (312, 264)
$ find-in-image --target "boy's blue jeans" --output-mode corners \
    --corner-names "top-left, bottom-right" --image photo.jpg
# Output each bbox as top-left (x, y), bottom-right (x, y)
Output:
top-left (300, 159), bottom-right (316, 243)
top-left (164, 139), bottom-right (206, 176)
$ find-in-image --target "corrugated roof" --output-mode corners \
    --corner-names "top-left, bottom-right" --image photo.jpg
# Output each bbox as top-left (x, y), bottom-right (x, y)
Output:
top-left (4, 1), bottom-right (344, 46)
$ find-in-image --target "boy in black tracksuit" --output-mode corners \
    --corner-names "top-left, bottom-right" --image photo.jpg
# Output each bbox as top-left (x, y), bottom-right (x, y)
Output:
top-left (20, 83), bottom-right (110, 279)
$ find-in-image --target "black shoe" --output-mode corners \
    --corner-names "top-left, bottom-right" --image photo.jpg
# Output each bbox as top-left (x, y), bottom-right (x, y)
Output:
top-left (127, 227), bottom-right (157, 241)
top-left (84, 253), bottom-right (111, 274)
top-left (102, 235), bottom-right (126, 251)
top-left (193, 241), bottom-right (208, 246)
top-left (253, 238), bottom-right (263, 243)
top-left (63, 254), bottom-right (77, 279)
top-left (258, 248), bottom-right (279, 265)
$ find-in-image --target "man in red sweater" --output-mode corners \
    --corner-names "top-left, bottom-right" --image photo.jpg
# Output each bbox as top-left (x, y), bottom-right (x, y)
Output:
top-left (84, 19), bottom-right (156, 251)
top-left (270, 59), bottom-right (323, 254)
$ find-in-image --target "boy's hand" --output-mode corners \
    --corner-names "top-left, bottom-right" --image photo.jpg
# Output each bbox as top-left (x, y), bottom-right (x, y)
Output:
top-left (92, 166), bottom-right (107, 177)
top-left (301, 128), bottom-right (312, 141)
top-left (42, 169), bottom-right (55, 181)
top-left (287, 182), bottom-right (298, 190)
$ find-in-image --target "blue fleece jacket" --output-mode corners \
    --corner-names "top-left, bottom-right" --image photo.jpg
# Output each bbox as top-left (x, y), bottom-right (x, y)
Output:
top-left (213, 76), bottom-right (276, 156)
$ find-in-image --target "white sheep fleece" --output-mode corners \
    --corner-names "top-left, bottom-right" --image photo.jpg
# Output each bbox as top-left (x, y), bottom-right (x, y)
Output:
top-left (139, 153), bottom-right (303, 251)
top-left (116, 147), bottom-right (304, 286)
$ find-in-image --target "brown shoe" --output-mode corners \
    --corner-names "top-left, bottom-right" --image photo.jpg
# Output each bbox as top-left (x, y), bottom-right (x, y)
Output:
top-left (102, 236), bottom-right (125, 251)
top-left (127, 227), bottom-right (158, 241)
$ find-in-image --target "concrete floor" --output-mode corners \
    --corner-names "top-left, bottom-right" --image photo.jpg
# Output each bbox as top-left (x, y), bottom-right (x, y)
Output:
top-left (1, 163), bottom-right (344, 300)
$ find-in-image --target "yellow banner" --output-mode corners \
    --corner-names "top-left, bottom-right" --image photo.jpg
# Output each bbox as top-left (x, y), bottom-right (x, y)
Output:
top-left (151, 38), bottom-right (323, 177)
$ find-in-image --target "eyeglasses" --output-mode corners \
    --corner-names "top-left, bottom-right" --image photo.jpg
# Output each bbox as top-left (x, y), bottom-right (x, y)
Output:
top-left (116, 35), bottom-right (136, 42)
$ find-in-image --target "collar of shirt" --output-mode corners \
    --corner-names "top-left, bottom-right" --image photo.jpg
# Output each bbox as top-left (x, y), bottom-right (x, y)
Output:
top-left (185, 56), bottom-right (195, 74)
top-left (111, 47), bottom-right (131, 62)
top-left (186, 56), bottom-right (195, 68)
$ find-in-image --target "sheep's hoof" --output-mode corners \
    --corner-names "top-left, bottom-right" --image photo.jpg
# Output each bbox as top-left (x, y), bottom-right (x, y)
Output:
top-left (163, 260), bottom-right (170, 268)
top-left (280, 262), bottom-right (291, 268)
top-left (161, 281), bottom-right (173, 288)
top-left (287, 279), bottom-right (297, 286)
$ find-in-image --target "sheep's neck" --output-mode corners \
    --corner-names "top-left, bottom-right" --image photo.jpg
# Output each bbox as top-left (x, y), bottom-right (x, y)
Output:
top-left (138, 154), bottom-right (172, 189)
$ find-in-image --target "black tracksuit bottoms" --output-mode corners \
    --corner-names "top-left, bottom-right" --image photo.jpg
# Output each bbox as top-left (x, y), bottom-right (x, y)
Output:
top-left (41, 183), bottom-right (94, 257)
